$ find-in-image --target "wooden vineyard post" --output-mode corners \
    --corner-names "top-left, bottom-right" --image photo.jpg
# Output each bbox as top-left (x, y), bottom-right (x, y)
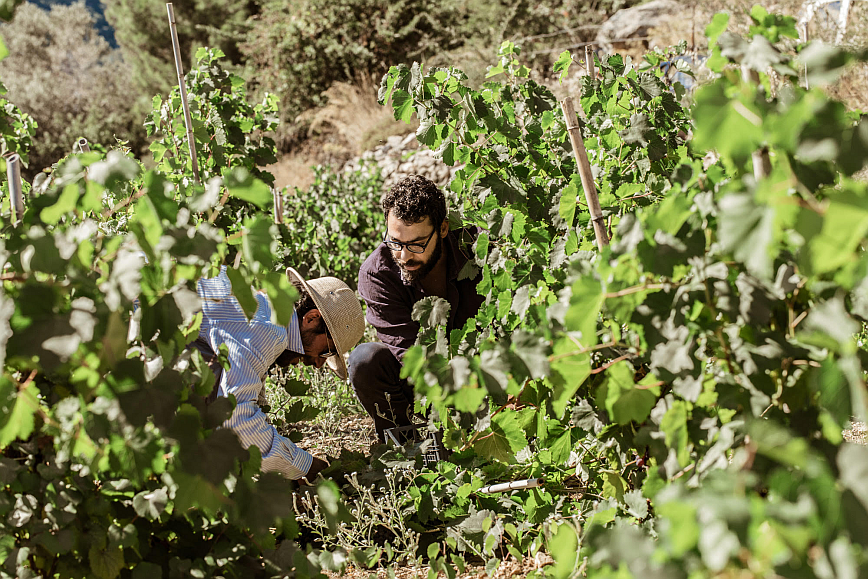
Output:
top-left (560, 97), bottom-right (609, 250)
top-left (4, 152), bottom-right (24, 224)
top-left (585, 44), bottom-right (594, 78)
top-left (166, 3), bottom-right (201, 185)
top-left (77, 138), bottom-right (90, 153)
top-left (273, 188), bottom-right (284, 224)
top-left (740, 65), bottom-right (771, 180)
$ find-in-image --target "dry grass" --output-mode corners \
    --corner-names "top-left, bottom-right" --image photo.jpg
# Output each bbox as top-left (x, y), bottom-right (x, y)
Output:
top-left (302, 77), bottom-right (413, 160)
top-left (325, 554), bottom-right (554, 579)
top-left (290, 413), bottom-right (378, 458)
top-left (265, 76), bottom-right (412, 191)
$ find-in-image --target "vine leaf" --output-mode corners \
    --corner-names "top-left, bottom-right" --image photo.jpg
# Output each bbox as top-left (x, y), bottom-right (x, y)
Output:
top-left (224, 167), bottom-right (270, 209)
top-left (88, 545), bottom-right (125, 579)
top-left (553, 50), bottom-right (573, 84)
top-left (132, 488), bottom-right (168, 520)
top-left (473, 412), bottom-right (528, 462)
top-left (0, 380), bottom-right (38, 447)
top-left (225, 267), bottom-right (258, 320)
top-left (596, 362), bottom-right (659, 425)
top-left (624, 489), bottom-right (648, 519)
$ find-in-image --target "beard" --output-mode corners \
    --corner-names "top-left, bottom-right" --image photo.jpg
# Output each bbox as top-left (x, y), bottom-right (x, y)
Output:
top-left (397, 233), bottom-right (442, 284)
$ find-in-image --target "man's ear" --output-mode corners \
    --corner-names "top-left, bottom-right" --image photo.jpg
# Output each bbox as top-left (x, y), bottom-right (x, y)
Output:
top-left (440, 218), bottom-right (449, 238)
top-left (301, 309), bottom-right (321, 329)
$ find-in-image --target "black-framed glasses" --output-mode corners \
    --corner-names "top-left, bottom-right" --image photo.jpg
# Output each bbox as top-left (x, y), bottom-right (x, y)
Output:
top-left (382, 228), bottom-right (436, 254)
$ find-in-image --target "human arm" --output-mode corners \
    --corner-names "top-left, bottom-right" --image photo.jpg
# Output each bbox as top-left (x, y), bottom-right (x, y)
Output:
top-left (215, 330), bottom-right (315, 480)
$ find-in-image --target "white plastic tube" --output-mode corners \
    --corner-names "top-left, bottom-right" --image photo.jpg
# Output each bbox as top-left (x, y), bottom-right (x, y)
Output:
top-left (477, 478), bottom-right (543, 494)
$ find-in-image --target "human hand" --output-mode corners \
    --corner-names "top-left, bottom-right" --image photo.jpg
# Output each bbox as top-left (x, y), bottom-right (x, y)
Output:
top-left (303, 456), bottom-right (329, 482)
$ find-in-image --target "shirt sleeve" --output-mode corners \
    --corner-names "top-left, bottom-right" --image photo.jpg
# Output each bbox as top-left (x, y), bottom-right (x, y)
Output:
top-left (358, 268), bottom-right (419, 361)
top-left (218, 338), bottom-right (314, 480)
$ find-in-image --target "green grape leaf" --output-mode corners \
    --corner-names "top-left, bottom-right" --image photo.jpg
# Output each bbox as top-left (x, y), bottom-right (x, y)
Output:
top-left (132, 488), bottom-right (168, 520)
top-left (225, 167), bottom-right (270, 208)
top-left (547, 523), bottom-right (579, 579)
top-left (717, 193), bottom-right (775, 280)
top-left (392, 90), bottom-right (415, 123)
top-left (473, 411), bottom-right (528, 462)
top-left (557, 176), bottom-right (579, 230)
top-left (283, 378), bottom-right (309, 396)
top-left (285, 400), bottom-right (321, 423)
top-left (660, 401), bottom-right (690, 467)
top-left (40, 183), bottom-right (80, 224)
top-left (88, 545), bottom-right (124, 579)
top-left (692, 79), bottom-right (763, 160)
top-left (452, 387), bottom-right (487, 413)
top-left (553, 50), bottom-right (573, 84)
top-left (597, 362), bottom-right (659, 425)
top-left (624, 489), bottom-right (648, 519)
top-left (508, 330), bottom-right (549, 380)
top-left (242, 215), bottom-right (277, 274)
top-left (706, 12), bottom-right (730, 45)
top-left (0, 379), bottom-right (38, 447)
top-left (225, 266), bottom-right (258, 320)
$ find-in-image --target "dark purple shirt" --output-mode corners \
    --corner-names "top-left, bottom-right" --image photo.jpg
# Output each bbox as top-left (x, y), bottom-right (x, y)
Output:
top-left (357, 228), bottom-right (486, 362)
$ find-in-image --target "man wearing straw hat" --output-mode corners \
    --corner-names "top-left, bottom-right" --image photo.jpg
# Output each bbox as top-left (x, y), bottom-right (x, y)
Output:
top-left (191, 266), bottom-right (365, 482)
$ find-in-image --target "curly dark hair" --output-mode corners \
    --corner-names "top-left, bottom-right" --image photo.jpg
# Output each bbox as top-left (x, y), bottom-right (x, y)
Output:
top-left (382, 175), bottom-right (446, 227)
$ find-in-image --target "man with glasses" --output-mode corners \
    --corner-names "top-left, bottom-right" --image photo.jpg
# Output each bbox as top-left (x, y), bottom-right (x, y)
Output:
top-left (351, 175), bottom-right (485, 441)
top-left (191, 266), bottom-right (365, 481)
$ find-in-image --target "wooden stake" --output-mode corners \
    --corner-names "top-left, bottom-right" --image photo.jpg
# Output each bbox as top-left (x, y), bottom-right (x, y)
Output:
top-left (77, 138), bottom-right (90, 153)
top-left (560, 97), bottom-right (609, 250)
top-left (273, 188), bottom-right (284, 224)
top-left (166, 3), bottom-right (201, 184)
top-left (4, 152), bottom-right (24, 224)
top-left (584, 44), bottom-right (594, 77)
top-left (800, 23), bottom-right (809, 90)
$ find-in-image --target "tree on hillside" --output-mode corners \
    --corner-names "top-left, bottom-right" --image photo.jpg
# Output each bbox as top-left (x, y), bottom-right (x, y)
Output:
top-left (101, 0), bottom-right (256, 101)
top-left (0, 1), bottom-right (142, 173)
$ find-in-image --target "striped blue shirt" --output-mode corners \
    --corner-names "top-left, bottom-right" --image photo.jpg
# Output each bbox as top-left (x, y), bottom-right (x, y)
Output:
top-left (196, 268), bottom-right (312, 479)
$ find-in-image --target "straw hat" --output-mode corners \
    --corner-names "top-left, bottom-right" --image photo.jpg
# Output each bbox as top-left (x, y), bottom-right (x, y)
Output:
top-left (286, 267), bottom-right (365, 379)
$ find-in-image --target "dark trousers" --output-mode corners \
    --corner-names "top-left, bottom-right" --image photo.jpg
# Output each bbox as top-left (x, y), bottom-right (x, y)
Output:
top-left (348, 342), bottom-right (416, 442)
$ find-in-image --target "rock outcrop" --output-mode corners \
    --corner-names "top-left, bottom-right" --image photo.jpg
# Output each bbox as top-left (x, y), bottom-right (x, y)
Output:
top-left (595, 0), bottom-right (682, 53)
top-left (343, 133), bottom-right (459, 192)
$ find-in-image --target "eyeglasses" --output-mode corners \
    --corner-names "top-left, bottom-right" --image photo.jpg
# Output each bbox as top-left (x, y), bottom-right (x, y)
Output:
top-left (382, 229), bottom-right (436, 254)
top-left (318, 327), bottom-right (336, 359)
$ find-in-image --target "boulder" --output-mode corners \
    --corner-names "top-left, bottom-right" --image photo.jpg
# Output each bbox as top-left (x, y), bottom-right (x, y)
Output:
top-left (595, 0), bottom-right (681, 53)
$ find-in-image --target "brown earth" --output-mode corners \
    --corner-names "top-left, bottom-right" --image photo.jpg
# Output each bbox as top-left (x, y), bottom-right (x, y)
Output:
top-left (325, 554), bottom-right (555, 579)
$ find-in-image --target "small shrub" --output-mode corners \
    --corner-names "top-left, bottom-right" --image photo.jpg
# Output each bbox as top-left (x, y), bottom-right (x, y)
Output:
top-left (276, 162), bottom-right (385, 289)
